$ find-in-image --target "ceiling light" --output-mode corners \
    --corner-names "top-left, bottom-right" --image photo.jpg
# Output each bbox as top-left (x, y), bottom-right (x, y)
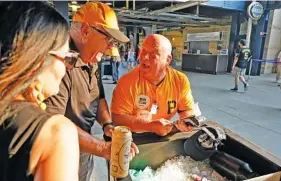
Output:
top-left (69, 3), bottom-right (80, 12)
top-left (200, 20), bottom-right (210, 23)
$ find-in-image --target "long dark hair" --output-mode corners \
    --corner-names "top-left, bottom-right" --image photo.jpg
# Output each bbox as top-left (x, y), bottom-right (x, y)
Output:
top-left (0, 2), bottom-right (69, 122)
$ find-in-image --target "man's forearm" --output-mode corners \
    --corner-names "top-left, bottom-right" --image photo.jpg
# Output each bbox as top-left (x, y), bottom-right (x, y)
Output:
top-left (112, 113), bottom-right (152, 133)
top-left (178, 110), bottom-right (194, 119)
top-left (76, 125), bottom-right (107, 156)
top-left (233, 57), bottom-right (238, 67)
top-left (97, 98), bottom-right (112, 126)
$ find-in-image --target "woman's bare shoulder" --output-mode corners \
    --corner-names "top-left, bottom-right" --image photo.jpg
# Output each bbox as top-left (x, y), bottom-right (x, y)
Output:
top-left (29, 114), bottom-right (77, 173)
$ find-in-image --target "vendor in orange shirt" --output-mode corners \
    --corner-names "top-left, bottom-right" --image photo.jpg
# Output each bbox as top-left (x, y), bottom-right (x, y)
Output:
top-left (111, 34), bottom-right (195, 136)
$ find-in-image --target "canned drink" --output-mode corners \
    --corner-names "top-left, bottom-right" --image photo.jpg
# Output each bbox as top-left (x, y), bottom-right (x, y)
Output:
top-left (110, 126), bottom-right (132, 178)
top-left (191, 174), bottom-right (210, 181)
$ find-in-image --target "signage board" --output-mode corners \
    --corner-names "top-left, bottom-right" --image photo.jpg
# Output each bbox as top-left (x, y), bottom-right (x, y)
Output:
top-left (186, 32), bottom-right (221, 42)
top-left (202, 0), bottom-right (246, 11)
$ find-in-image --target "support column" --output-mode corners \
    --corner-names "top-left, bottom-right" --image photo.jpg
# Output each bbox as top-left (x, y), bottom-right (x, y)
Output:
top-left (53, 1), bottom-right (69, 24)
top-left (227, 13), bottom-right (240, 72)
top-left (262, 9), bottom-right (281, 74)
top-left (248, 8), bottom-right (269, 76)
top-left (133, 27), bottom-right (138, 48)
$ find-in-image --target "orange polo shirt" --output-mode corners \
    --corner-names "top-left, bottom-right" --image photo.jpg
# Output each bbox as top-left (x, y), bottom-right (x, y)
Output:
top-left (111, 66), bottom-right (194, 121)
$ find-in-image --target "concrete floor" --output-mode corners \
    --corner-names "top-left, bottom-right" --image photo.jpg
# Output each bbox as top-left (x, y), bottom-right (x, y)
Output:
top-left (90, 64), bottom-right (281, 181)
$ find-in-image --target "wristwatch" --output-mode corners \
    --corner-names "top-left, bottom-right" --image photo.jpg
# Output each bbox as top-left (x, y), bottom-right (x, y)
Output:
top-left (102, 122), bottom-right (114, 132)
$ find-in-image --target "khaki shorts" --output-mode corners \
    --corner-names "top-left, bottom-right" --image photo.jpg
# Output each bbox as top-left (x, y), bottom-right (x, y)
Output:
top-left (233, 66), bottom-right (246, 77)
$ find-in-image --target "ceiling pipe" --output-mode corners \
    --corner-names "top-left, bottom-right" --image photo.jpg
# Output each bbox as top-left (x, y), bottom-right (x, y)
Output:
top-left (117, 12), bottom-right (230, 26)
top-left (115, 8), bottom-right (220, 22)
top-left (120, 24), bottom-right (151, 28)
top-left (118, 17), bottom-right (182, 26)
top-left (118, 17), bottom-right (213, 27)
top-left (155, 27), bottom-right (182, 31)
top-left (148, 0), bottom-right (207, 15)
top-left (158, 12), bottom-right (217, 21)
top-left (118, 13), bottom-right (202, 24)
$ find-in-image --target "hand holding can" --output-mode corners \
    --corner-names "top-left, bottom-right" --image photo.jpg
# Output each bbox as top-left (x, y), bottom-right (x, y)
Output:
top-left (110, 126), bottom-right (137, 178)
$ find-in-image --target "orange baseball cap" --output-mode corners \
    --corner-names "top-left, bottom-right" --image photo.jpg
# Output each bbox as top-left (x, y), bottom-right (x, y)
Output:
top-left (72, 2), bottom-right (129, 43)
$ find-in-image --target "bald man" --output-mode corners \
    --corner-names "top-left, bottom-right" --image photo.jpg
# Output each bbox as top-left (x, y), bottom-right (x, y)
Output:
top-left (111, 34), bottom-right (195, 136)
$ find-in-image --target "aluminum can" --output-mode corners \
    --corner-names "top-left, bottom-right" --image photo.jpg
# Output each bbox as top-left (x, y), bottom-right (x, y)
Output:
top-left (110, 126), bottom-right (132, 178)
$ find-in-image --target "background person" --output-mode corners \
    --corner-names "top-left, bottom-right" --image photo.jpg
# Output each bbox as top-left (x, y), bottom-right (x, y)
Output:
top-left (127, 42), bottom-right (136, 71)
top-left (105, 47), bottom-right (121, 84)
top-left (276, 50), bottom-right (281, 84)
top-left (119, 43), bottom-right (127, 67)
top-left (231, 39), bottom-right (251, 92)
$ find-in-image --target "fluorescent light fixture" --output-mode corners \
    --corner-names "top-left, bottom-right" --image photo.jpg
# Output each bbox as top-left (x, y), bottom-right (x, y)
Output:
top-left (200, 20), bottom-right (210, 23)
top-left (162, 0), bottom-right (190, 2)
top-left (69, 2), bottom-right (80, 12)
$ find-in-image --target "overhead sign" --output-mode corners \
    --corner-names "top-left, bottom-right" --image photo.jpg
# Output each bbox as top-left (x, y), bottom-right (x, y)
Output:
top-left (202, 0), bottom-right (246, 11)
top-left (186, 32), bottom-right (221, 42)
top-left (247, 2), bottom-right (264, 20)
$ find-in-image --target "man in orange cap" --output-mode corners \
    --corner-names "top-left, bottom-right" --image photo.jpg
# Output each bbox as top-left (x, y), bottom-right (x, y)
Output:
top-left (111, 34), bottom-right (195, 136)
top-left (45, 2), bottom-right (138, 181)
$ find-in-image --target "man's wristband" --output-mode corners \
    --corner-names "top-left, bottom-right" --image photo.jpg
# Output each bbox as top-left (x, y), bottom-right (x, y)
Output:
top-left (102, 122), bottom-right (114, 131)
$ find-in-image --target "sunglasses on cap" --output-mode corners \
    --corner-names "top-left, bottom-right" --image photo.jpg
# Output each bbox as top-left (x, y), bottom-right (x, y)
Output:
top-left (48, 50), bottom-right (79, 70)
top-left (89, 25), bottom-right (118, 46)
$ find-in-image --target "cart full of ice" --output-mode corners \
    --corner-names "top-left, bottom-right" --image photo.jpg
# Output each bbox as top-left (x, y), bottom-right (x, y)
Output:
top-left (109, 105), bottom-right (281, 181)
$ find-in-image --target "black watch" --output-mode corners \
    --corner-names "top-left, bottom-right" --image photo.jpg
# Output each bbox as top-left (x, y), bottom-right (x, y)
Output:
top-left (102, 122), bottom-right (114, 132)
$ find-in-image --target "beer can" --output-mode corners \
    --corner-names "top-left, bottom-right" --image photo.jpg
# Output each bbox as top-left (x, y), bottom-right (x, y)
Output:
top-left (110, 126), bottom-right (132, 178)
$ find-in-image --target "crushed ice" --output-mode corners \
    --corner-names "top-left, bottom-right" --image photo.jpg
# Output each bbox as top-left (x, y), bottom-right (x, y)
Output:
top-left (130, 156), bottom-right (227, 181)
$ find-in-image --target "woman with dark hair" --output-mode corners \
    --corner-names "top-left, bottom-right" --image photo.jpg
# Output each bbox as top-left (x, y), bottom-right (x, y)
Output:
top-left (0, 2), bottom-right (79, 181)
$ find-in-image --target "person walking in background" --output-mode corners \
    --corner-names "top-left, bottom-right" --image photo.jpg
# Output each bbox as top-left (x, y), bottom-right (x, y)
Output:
top-left (276, 50), bottom-right (281, 84)
top-left (106, 47), bottom-right (121, 84)
top-left (127, 42), bottom-right (136, 71)
top-left (100, 55), bottom-right (107, 80)
top-left (231, 39), bottom-right (251, 92)
top-left (119, 44), bottom-right (127, 68)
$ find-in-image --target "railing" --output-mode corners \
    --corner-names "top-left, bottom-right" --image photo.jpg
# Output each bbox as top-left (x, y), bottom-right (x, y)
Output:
top-left (247, 58), bottom-right (280, 81)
